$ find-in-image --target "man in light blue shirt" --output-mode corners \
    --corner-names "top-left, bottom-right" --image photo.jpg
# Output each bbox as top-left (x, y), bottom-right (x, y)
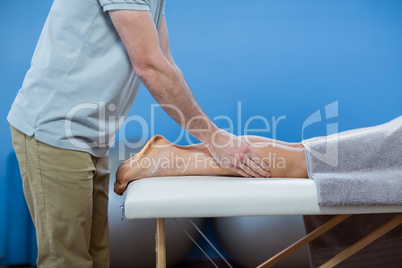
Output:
top-left (8, 0), bottom-right (269, 266)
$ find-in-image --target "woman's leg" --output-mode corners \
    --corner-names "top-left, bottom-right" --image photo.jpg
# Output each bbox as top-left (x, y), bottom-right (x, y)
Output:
top-left (179, 135), bottom-right (300, 149)
top-left (115, 135), bottom-right (307, 195)
top-left (242, 135), bottom-right (301, 148)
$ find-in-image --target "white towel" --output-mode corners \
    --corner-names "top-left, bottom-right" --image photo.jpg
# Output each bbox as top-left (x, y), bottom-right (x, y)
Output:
top-left (302, 116), bottom-right (402, 206)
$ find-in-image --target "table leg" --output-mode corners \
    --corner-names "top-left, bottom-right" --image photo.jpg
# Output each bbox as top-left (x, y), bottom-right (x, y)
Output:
top-left (156, 218), bottom-right (166, 268)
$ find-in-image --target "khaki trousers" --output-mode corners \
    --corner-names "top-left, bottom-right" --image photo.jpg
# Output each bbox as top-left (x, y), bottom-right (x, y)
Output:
top-left (10, 126), bottom-right (110, 268)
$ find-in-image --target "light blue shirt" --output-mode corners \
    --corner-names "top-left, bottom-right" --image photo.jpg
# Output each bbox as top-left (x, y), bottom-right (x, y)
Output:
top-left (8, 0), bottom-right (165, 157)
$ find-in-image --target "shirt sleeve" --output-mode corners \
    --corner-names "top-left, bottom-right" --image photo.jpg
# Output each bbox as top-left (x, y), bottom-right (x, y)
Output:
top-left (98, 0), bottom-right (150, 12)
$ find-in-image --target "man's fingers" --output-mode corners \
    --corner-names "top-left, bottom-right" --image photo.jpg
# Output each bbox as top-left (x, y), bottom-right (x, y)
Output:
top-left (244, 155), bottom-right (270, 177)
top-left (242, 163), bottom-right (261, 178)
top-left (235, 155), bottom-right (258, 177)
top-left (230, 165), bottom-right (250, 178)
top-left (231, 150), bottom-right (268, 178)
top-left (233, 158), bottom-right (261, 178)
top-left (243, 139), bottom-right (253, 147)
top-left (242, 141), bottom-right (270, 172)
top-left (247, 149), bottom-right (270, 172)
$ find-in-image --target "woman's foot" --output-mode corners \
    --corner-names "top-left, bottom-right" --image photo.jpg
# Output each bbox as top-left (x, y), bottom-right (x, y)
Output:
top-left (114, 135), bottom-right (175, 195)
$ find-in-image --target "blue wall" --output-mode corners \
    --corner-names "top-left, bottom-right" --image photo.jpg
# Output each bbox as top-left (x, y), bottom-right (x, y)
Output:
top-left (2, 0), bottom-right (402, 171)
top-left (126, 0), bottom-right (402, 144)
top-left (1, 1), bottom-right (54, 208)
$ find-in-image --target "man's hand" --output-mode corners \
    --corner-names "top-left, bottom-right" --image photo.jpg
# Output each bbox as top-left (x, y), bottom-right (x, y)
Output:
top-left (205, 130), bottom-right (270, 178)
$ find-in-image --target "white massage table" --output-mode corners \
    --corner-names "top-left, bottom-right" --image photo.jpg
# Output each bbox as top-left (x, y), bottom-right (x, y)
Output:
top-left (123, 176), bottom-right (402, 268)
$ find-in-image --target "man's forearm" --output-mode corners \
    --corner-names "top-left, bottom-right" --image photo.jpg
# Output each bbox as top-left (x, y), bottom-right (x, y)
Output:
top-left (136, 54), bottom-right (218, 143)
top-left (170, 62), bottom-right (207, 131)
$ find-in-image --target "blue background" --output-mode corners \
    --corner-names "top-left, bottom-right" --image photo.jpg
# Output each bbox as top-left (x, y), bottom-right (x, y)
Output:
top-left (1, 0), bottom-right (402, 198)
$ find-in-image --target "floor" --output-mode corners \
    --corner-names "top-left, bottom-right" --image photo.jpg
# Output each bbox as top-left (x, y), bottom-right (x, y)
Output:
top-left (0, 259), bottom-right (240, 268)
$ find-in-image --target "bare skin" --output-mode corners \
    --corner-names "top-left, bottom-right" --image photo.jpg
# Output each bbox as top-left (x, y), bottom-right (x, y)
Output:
top-left (108, 11), bottom-right (270, 178)
top-left (115, 135), bottom-right (308, 195)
